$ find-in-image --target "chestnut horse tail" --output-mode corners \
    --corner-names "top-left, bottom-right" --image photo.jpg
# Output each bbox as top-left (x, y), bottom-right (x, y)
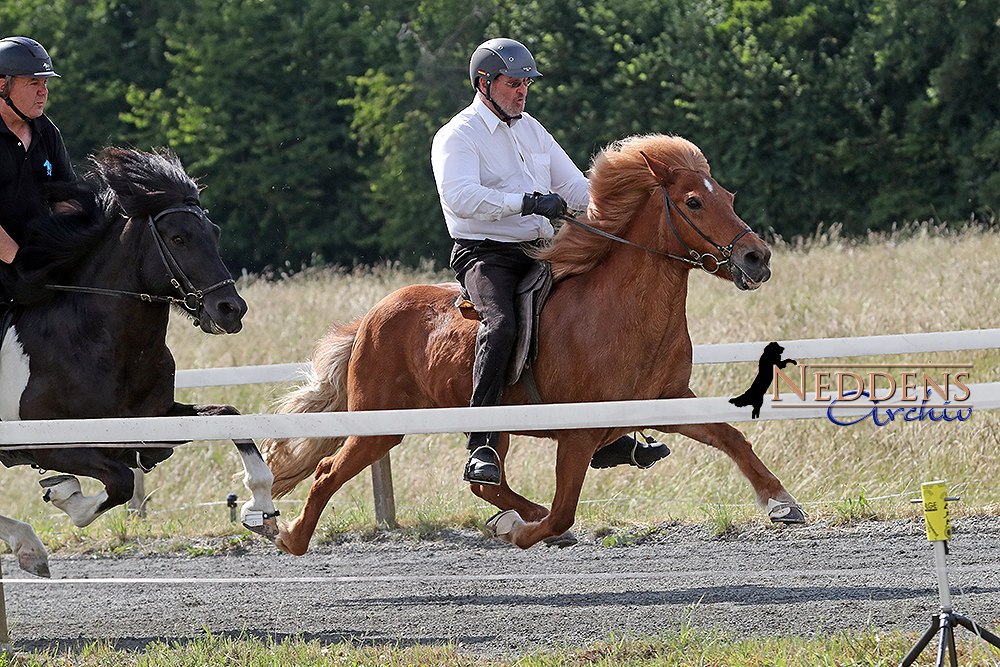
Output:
top-left (261, 320), bottom-right (360, 498)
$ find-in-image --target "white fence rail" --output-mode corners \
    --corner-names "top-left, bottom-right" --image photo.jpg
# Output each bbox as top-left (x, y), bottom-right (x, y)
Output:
top-left (2, 328), bottom-right (997, 529)
top-left (0, 382), bottom-right (996, 446)
top-left (172, 328), bottom-right (1000, 388)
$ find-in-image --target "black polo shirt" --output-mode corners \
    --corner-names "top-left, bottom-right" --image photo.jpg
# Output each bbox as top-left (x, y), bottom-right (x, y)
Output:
top-left (0, 113), bottom-right (75, 246)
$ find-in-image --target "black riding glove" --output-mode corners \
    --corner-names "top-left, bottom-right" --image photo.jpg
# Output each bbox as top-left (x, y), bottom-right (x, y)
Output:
top-left (521, 192), bottom-right (568, 219)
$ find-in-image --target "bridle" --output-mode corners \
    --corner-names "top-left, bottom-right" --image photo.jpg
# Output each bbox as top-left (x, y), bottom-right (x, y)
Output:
top-left (46, 205), bottom-right (234, 321)
top-left (558, 185), bottom-right (753, 275)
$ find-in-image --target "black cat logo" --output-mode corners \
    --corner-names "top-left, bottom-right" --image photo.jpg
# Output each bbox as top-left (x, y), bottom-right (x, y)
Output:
top-left (729, 342), bottom-right (797, 419)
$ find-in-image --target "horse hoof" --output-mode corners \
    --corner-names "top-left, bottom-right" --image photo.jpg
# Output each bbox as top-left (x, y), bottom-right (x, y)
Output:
top-left (19, 552), bottom-right (51, 578)
top-left (767, 498), bottom-right (807, 524)
top-left (39, 474), bottom-right (82, 503)
top-left (484, 509), bottom-right (524, 541)
top-left (543, 530), bottom-right (578, 548)
top-left (242, 517), bottom-right (279, 541)
top-left (241, 506), bottom-right (280, 540)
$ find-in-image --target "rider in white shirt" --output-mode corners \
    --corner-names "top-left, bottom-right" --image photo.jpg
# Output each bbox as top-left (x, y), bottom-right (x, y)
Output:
top-left (432, 38), bottom-right (669, 485)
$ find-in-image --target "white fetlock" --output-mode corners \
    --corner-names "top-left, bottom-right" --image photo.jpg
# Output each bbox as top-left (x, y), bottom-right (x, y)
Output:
top-left (484, 509), bottom-right (524, 541)
top-left (39, 474), bottom-right (82, 504)
top-left (7, 519), bottom-right (51, 578)
top-left (40, 477), bottom-right (108, 527)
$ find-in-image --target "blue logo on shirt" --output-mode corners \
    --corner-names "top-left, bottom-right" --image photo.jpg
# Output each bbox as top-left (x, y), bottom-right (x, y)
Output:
top-left (43, 159), bottom-right (52, 177)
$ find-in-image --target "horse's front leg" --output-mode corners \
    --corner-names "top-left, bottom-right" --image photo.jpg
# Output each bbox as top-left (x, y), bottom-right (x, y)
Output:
top-left (660, 417), bottom-right (805, 524)
top-left (0, 514), bottom-right (49, 577)
top-left (169, 403), bottom-right (278, 539)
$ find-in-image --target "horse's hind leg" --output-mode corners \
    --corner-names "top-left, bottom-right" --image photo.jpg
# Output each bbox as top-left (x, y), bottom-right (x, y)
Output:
top-left (277, 433), bottom-right (403, 556)
top-left (665, 420), bottom-right (805, 523)
top-left (469, 433), bottom-right (550, 522)
top-left (168, 403), bottom-right (279, 539)
top-left (32, 448), bottom-right (135, 527)
top-left (0, 514), bottom-right (49, 577)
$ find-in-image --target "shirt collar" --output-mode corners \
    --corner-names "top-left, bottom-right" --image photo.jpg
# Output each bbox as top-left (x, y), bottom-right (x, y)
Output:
top-left (473, 95), bottom-right (519, 132)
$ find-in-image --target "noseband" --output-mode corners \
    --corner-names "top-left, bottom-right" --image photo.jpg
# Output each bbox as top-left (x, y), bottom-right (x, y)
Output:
top-left (145, 205), bottom-right (235, 314)
top-left (47, 205), bottom-right (234, 321)
top-left (558, 185), bottom-right (752, 274)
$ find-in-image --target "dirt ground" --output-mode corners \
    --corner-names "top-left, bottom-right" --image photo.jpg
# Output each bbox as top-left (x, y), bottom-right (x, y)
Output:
top-left (3, 516), bottom-right (1000, 659)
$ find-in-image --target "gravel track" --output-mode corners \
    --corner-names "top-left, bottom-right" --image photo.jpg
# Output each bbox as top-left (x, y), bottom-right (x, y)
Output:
top-left (3, 516), bottom-right (1000, 658)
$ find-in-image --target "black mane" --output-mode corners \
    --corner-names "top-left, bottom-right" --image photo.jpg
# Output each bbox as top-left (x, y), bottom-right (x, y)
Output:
top-left (9, 147), bottom-right (200, 302)
top-left (91, 146), bottom-right (201, 219)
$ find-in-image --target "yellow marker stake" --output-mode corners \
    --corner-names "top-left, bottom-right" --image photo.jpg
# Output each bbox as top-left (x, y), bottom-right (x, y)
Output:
top-left (921, 480), bottom-right (952, 542)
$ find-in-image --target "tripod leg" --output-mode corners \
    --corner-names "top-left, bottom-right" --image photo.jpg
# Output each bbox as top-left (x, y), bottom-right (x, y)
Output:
top-left (900, 616), bottom-right (940, 667)
top-left (945, 620), bottom-right (958, 667)
top-left (934, 619), bottom-right (956, 667)
top-left (954, 613), bottom-right (1000, 649)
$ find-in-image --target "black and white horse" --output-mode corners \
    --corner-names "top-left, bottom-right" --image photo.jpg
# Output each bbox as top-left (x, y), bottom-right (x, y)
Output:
top-left (0, 147), bottom-right (276, 577)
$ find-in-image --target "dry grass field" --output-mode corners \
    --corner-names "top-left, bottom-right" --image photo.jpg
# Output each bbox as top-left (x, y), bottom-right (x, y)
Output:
top-left (3, 224), bottom-right (1000, 550)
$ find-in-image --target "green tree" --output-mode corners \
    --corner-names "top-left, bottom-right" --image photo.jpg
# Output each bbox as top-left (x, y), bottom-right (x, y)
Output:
top-left (121, 0), bottom-right (396, 271)
top-left (344, 0), bottom-right (496, 267)
top-left (850, 0), bottom-right (1000, 227)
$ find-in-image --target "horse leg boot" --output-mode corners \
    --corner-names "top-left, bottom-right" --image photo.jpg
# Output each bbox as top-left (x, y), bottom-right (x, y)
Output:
top-left (474, 435), bottom-right (577, 547)
top-left (276, 433), bottom-right (402, 556)
top-left (231, 438), bottom-right (278, 539)
top-left (667, 421), bottom-right (805, 524)
top-left (487, 437), bottom-right (593, 549)
top-left (470, 433), bottom-right (549, 521)
top-left (36, 449), bottom-right (136, 527)
top-left (0, 515), bottom-right (50, 578)
top-left (168, 403), bottom-right (279, 539)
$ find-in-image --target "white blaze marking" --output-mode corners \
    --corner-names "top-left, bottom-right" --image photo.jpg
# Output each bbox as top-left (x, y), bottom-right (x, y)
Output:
top-left (703, 177), bottom-right (714, 193)
top-left (0, 327), bottom-right (30, 421)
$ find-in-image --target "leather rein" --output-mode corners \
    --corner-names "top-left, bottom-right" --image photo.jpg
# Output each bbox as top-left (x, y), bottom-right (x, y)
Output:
top-left (46, 205), bottom-right (234, 318)
top-left (558, 185), bottom-right (752, 274)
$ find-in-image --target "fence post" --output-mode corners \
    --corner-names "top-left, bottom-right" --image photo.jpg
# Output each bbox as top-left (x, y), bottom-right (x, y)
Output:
top-left (128, 469), bottom-right (147, 518)
top-left (371, 454), bottom-right (397, 528)
top-left (1, 559), bottom-right (12, 657)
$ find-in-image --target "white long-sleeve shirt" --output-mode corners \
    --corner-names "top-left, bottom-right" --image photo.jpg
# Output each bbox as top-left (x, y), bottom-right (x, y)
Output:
top-left (431, 96), bottom-right (590, 242)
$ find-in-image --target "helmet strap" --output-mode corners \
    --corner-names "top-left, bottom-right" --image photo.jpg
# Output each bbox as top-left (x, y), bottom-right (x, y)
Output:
top-left (2, 95), bottom-right (30, 122)
top-left (482, 80), bottom-right (521, 123)
top-left (0, 78), bottom-right (30, 122)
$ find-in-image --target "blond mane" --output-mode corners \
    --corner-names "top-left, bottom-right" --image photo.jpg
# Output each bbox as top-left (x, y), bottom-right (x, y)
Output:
top-left (536, 134), bottom-right (710, 280)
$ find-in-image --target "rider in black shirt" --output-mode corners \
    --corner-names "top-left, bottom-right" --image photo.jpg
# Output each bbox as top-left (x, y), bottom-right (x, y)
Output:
top-left (0, 37), bottom-right (75, 299)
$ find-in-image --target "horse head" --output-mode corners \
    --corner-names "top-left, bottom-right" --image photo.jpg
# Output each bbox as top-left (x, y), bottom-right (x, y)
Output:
top-left (147, 204), bottom-right (248, 334)
top-left (639, 150), bottom-right (771, 291)
top-left (93, 147), bottom-right (247, 334)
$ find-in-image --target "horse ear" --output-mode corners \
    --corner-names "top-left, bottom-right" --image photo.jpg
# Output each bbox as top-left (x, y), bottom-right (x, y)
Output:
top-left (639, 150), bottom-right (678, 186)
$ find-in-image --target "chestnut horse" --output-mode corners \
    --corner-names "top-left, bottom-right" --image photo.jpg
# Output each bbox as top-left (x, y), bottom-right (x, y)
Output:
top-left (262, 134), bottom-right (804, 554)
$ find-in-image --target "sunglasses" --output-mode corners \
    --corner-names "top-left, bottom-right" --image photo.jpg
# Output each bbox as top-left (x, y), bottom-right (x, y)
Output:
top-left (502, 78), bottom-right (534, 89)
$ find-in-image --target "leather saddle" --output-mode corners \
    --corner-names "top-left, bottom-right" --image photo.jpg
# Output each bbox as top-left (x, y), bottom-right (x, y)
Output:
top-left (455, 260), bottom-right (553, 386)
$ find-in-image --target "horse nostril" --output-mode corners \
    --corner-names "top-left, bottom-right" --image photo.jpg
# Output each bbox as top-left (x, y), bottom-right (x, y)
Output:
top-left (219, 300), bottom-right (245, 320)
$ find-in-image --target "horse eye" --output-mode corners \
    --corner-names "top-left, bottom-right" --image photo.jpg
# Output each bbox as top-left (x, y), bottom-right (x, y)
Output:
top-left (686, 197), bottom-right (703, 210)
top-left (171, 235), bottom-right (185, 246)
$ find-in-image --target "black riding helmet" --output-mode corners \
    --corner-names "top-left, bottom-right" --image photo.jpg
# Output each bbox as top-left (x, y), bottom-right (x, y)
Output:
top-left (0, 37), bottom-right (59, 79)
top-left (0, 37), bottom-right (59, 121)
top-left (469, 38), bottom-right (541, 122)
